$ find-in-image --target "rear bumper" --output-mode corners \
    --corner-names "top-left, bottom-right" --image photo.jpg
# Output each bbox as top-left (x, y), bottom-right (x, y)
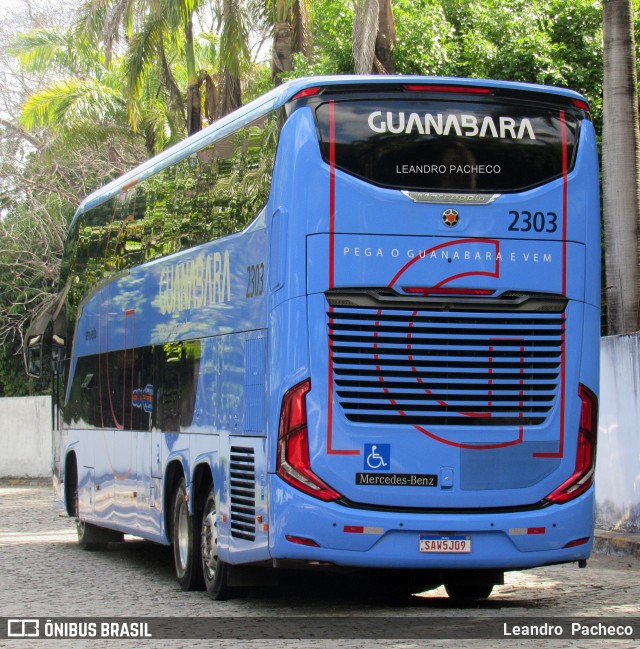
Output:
top-left (269, 477), bottom-right (594, 570)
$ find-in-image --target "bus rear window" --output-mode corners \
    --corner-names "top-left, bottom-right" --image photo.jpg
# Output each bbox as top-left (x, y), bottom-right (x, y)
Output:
top-left (315, 99), bottom-right (580, 193)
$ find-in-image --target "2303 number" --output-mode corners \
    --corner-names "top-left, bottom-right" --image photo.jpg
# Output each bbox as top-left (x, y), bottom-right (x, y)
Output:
top-left (508, 210), bottom-right (558, 234)
top-left (246, 263), bottom-right (264, 298)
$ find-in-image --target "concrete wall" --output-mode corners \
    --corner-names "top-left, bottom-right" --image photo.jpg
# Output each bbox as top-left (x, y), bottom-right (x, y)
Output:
top-left (0, 396), bottom-right (51, 478)
top-left (596, 334), bottom-right (640, 532)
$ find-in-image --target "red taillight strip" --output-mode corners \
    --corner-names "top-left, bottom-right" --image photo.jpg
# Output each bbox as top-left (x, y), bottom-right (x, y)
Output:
top-left (277, 379), bottom-right (342, 502)
top-left (403, 84), bottom-right (492, 95)
top-left (402, 287), bottom-right (495, 296)
top-left (285, 534), bottom-right (320, 547)
top-left (545, 384), bottom-right (598, 504)
top-left (571, 98), bottom-right (590, 113)
top-left (563, 536), bottom-right (590, 548)
top-left (290, 86), bottom-right (323, 101)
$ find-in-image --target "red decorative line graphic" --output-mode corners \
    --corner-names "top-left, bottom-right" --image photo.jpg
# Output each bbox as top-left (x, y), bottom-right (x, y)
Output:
top-left (534, 110), bottom-right (568, 459)
top-left (326, 100), bottom-right (359, 456)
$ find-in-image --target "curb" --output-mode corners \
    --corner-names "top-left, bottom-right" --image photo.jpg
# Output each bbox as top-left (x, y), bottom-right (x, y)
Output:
top-left (594, 529), bottom-right (640, 560)
top-left (0, 477), bottom-right (50, 487)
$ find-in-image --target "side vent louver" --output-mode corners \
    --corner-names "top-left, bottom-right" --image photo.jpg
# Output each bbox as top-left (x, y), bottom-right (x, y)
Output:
top-left (229, 446), bottom-right (256, 542)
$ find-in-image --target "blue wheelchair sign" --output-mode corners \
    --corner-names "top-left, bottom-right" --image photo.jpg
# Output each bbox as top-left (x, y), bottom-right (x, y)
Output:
top-left (364, 444), bottom-right (391, 471)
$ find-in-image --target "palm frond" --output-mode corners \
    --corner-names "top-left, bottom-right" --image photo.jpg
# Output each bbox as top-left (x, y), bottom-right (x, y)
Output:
top-left (10, 28), bottom-right (103, 77)
top-left (125, 12), bottom-right (167, 104)
top-left (20, 77), bottom-right (125, 132)
top-left (220, 0), bottom-right (250, 75)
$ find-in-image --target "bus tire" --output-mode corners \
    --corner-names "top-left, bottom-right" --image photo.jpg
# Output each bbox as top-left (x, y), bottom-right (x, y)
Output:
top-left (444, 574), bottom-right (494, 600)
top-left (77, 520), bottom-right (122, 550)
top-left (172, 478), bottom-right (204, 591)
top-left (201, 485), bottom-right (233, 600)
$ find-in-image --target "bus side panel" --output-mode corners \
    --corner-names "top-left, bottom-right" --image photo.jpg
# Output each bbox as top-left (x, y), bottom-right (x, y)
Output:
top-left (267, 107), bottom-right (328, 311)
top-left (93, 429), bottom-right (115, 521)
top-left (217, 435), bottom-right (270, 565)
top-left (67, 433), bottom-right (94, 518)
top-left (580, 302), bottom-right (601, 405)
top-left (209, 330), bottom-right (271, 564)
top-left (570, 120), bottom-right (601, 310)
top-left (266, 295), bottom-right (310, 476)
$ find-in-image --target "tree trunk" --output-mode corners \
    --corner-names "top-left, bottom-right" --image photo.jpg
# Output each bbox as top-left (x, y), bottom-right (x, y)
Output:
top-left (219, 68), bottom-right (242, 117)
top-left (187, 82), bottom-right (202, 135)
top-left (603, 0), bottom-right (640, 334)
top-left (272, 20), bottom-right (293, 83)
top-left (203, 73), bottom-right (218, 123)
top-left (353, 0), bottom-right (379, 74)
top-left (375, 0), bottom-right (396, 73)
top-left (353, 0), bottom-right (395, 74)
top-left (184, 16), bottom-right (201, 135)
top-left (292, 0), bottom-right (312, 61)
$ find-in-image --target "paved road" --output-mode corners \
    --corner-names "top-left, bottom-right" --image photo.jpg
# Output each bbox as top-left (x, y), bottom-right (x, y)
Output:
top-left (0, 484), bottom-right (639, 648)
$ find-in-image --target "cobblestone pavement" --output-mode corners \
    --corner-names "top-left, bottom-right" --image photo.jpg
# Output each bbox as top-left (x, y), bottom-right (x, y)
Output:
top-left (0, 485), bottom-right (639, 649)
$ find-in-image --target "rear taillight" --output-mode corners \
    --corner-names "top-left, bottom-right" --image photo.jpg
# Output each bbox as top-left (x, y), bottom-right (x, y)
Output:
top-left (571, 98), bottom-right (591, 113)
top-left (403, 84), bottom-right (492, 95)
top-left (290, 86), bottom-right (323, 101)
top-left (563, 536), bottom-right (590, 548)
top-left (276, 379), bottom-right (342, 502)
top-left (545, 384), bottom-right (598, 504)
top-left (402, 287), bottom-right (495, 296)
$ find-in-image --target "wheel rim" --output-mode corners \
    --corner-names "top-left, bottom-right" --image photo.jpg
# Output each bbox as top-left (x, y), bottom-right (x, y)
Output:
top-left (201, 501), bottom-right (218, 581)
top-left (176, 499), bottom-right (190, 571)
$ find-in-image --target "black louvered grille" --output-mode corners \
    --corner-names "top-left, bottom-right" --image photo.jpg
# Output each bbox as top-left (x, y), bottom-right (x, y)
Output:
top-left (329, 307), bottom-right (563, 427)
top-left (229, 446), bottom-right (256, 542)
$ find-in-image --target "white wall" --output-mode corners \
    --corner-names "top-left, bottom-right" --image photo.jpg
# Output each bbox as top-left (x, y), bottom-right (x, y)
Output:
top-left (0, 396), bottom-right (51, 478)
top-left (596, 334), bottom-right (640, 531)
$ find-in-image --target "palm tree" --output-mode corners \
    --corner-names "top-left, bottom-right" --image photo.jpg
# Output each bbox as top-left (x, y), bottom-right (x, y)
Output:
top-left (90, 0), bottom-right (251, 126)
top-left (602, 0), bottom-right (640, 334)
top-left (81, 0), bottom-right (211, 135)
top-left (218, 0), bottom-right (250, 115)
top-left (270, 0), bottom-right (312, 84)
top-left (13, 27), bottom-right (129, 145)
top-left (352, 0), bottom-right (395, 75)
top-left (12, 25), bottom-right (180, 155)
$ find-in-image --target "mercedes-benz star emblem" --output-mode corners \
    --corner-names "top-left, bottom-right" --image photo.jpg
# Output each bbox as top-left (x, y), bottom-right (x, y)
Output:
top-left (442, 208), bottom-right (460, 227)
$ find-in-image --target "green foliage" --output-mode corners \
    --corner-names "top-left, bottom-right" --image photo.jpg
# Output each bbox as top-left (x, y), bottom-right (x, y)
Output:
top-left (0, 344), bottom-right (49, 396)
top-left (310, 0), bottom-right (355, 74)
top-left (441, 0), bottom-right (603, 111)
top-left (393, 0), bottom-right (456, 75)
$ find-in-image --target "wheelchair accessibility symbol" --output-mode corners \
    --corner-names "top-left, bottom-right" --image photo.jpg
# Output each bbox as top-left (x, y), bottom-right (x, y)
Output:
top-left (364, 444), bottom-right (391, 471)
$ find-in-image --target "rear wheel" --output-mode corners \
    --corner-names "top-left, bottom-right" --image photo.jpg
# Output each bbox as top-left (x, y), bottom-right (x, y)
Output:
top-left (172, 478), bottom-right (204, 591)
top-left (444, 574), bottom-right (494, 600)
top-left (77, 520), bottom-right (123, 550)
top-left (201, 486), bottom-right (233, 600)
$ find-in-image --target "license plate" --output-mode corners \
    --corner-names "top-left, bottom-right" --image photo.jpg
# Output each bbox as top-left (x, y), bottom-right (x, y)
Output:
top-left (419, 534), bottom-right (471, 553)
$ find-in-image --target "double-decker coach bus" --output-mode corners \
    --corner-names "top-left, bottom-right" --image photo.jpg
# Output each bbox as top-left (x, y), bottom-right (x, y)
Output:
top-left (25, 76), bottom-right (600, 600)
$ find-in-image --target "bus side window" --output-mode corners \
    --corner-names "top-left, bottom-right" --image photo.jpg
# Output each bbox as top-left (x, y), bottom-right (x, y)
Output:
top-left (157, 343), bottom-right (181, 432)
top-left (154, 341), bottom-right (201, 433)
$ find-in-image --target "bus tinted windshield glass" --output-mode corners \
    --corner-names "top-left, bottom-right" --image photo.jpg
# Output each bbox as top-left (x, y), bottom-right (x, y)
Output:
top-left (315, 99), bottom-right (580, 192)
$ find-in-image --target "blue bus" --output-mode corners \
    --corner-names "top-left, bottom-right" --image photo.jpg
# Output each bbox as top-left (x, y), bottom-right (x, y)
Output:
top-left (26, 76), bottom-right (600, 600)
